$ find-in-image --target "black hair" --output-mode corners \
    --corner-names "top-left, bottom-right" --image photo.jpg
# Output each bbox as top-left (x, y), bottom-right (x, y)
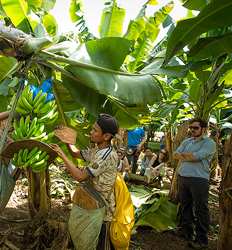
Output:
top-left (189, 118), bottom-right (208, 128)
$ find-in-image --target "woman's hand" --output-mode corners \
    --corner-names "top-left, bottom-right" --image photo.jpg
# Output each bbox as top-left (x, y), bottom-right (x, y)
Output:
top-left (50, 144), bottom-right (66, 158)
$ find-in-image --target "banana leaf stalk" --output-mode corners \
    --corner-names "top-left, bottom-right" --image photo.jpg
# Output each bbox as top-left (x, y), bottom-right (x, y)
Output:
top-left (0, 21), bottom-right (51, 58)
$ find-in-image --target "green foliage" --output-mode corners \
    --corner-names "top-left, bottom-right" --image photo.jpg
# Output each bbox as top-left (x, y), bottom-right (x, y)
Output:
top-left (0, 56), bottom-right (18, 82)
top-left (42, 13), bottom-right (57, 36)
top-left (126, 2), bottom-right (174, 73)
top-left (69, 0), bottom-right (93, 41)
top-left (188, 34), bottom-right (232, 61)
top-left (164, 0), bottom-right (232, 64)
top-left (85, 37), bottom-right (132, 70)
top-left (1, 0), bottom-right (28, 27)
top-left (99, 0), bottom-right (126, 38)
top-left (183, 0), bottom-right (208, 10)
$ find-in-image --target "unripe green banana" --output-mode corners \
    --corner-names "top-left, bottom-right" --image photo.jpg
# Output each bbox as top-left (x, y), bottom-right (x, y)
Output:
top-left (22, 148), bottom-right (29, 162)
top-left (16, 106), bottom-right (28, 115)
top-left (27, 147), bottom-right (39, 160)
top-left (21, 96), bottom-right (33, 112)
top-left (17, 149), bottom-right (24, 167)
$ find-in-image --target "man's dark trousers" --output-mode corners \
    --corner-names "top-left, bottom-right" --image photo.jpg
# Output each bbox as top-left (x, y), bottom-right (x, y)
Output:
top-left (178, 175), bottom-right (210, 245)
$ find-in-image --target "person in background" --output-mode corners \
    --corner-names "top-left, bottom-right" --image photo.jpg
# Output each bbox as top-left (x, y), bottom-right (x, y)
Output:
top-left (173, 118), bottom-right (216, 249)
top-left (127, 127), bottom-right (146, 174)
top-left (139, 146), bottom-right (157, 176)
top-left (50, 113), bottom-right (119, 250)
top-left (145, 149), bottom-right (168, 185)
top-left (159, 135), bottom-right (166, 150)
top-left (117, 147), bottom-right (131, 176)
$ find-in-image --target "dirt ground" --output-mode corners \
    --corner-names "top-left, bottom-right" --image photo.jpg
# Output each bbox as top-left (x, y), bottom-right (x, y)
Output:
top-left (0, 177), bottom-right (220, 250)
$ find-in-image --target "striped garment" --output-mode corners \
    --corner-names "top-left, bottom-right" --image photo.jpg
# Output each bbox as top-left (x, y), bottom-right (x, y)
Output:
top-left (80, 146), bottom-right (118, 221)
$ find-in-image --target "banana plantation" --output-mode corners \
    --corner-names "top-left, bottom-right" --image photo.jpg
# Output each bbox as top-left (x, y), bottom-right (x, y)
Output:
top-left (0, 0), bottom-right (232, 249)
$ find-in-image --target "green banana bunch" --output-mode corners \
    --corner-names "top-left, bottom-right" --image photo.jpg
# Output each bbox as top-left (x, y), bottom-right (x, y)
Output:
top-left (12, 117), bottom-right (46, 140)
top-left (12, 147), bottom-right (49, 172)
top-left (15, 86), bottom-right (49, 116)
top-left (16, 85), bottom-right (34, 115)
top-left (39, 105), bottom-right (58, 123)
top-left (35, 99), bottom-right (56, 117)
top-left (33, 90), bottom-right (47, 114)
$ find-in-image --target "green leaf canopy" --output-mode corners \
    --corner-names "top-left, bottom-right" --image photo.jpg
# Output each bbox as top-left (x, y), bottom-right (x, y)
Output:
top-left (164, 0), bottom-right (232, 64)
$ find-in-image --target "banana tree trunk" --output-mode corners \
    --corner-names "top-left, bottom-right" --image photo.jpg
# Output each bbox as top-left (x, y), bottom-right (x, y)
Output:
top-left (27, 168), bottom-right (51, 217)
top-left (209, 131), bottom-right (220, 181)
top-left (217, 135), bottom-right (232, 250)
top-left (169, 121), bottom-right (189, 201)
top-left (165, 128), bottom-right (173, 167)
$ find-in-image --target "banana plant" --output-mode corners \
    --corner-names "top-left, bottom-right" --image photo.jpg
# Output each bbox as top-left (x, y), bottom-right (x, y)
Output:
top-left (0, 0), bottom-right (161, 217)
top-left (163, 1), bottom-right (232, 248)
top-left (0, 6), bottom-right (162, 128)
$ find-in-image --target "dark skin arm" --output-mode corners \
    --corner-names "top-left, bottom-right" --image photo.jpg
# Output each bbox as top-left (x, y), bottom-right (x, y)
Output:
top-left (50, 144), bottom-right (88, 182)
top-left (0, 111), bottom-right (9, 121)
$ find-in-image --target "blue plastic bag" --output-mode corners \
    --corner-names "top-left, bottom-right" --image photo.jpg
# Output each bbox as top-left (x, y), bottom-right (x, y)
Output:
top-left (30, 79), bottom-right (55, 102)
top-left (40, 78), bottom-right (53, 93)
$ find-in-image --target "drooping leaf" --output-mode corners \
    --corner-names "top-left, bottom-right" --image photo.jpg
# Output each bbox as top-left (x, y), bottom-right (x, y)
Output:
top-left (42, 13), bottom-right (57, 36)
top-left (66, 64), bottom-right (161, 106)
top-left (99, 0), bottom-right (126, 38)
top-left (85, 37), bottom-right (132, 70)
top-left (135, 195), bottom-right (178, 232)
top-left (58, 74), bottom-right (144, 127)
top-left (164, 0), bottom-right (232, 64)
top-left (61, 72), bottom-right (110, 115)
top-left (188, 33), bottom-right (232, 60)
top-left (0, 56), bottom-right (18, 82)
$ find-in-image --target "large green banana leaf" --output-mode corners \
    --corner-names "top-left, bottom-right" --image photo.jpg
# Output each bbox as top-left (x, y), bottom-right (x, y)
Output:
top-left (65, 64), bottom-right (161, 106)
top-left (164, 0), bottom-right (232, 64)
top-left (41, 37), bottom-right (162, 106)
top-left (135, 195), bottom-right (178, 232)
top-left (129, 185), bottom-right (177, 232)
top-left (99, 0), bottom-right (126, 38)
top-left (85, 37), bottom-right (132, 70)
top-left (58, 72), bottom-right (148, 127)
top-left (188, 34), bottom-right (232, 60)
